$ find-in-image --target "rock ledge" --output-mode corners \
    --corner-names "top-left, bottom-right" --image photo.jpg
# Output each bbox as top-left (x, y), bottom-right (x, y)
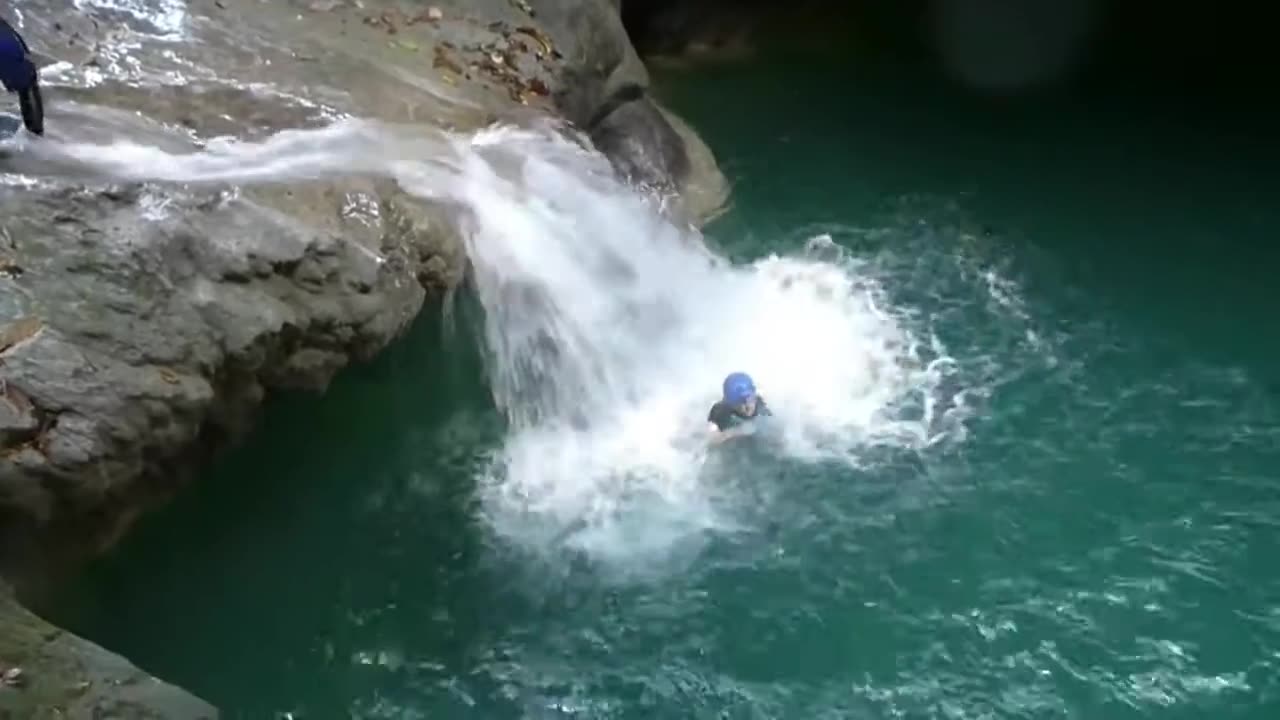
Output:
top-left (1, 0), bottom-right (727, 715)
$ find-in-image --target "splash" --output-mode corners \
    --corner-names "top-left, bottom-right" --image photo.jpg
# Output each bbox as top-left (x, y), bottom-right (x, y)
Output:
top-left (7, 116), bottom-right (967, 569)
top-left (72, 0), bottom-right (190, 42)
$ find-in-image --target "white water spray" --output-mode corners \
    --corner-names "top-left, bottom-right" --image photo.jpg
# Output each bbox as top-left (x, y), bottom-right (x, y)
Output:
top-left (7, 116), bottom-right (963, 567)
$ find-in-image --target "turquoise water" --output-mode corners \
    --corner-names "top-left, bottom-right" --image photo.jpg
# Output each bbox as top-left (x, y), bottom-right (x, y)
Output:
top-left (46, 59), bottom-right (1280, 718)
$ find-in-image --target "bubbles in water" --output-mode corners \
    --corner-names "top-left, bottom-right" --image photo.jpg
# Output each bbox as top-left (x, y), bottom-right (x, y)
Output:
top-left (6, 115), bottom-right (980, 573)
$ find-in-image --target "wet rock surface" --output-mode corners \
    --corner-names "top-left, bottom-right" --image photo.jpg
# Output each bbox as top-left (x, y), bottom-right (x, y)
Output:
top-left (1, 581), bottom-right (218, 719)
top-left (0, 0), bottom-right (726, 715)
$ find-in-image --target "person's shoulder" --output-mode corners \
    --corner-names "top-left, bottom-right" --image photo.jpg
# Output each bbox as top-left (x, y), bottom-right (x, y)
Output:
top-left (707, 401), bottom-right (733, 427)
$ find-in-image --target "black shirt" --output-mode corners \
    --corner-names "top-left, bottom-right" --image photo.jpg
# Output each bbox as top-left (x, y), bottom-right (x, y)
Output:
top-left (707, 396), bottom-right (772, 432)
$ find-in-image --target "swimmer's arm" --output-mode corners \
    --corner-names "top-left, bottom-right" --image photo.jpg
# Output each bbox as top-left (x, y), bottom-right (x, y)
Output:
top-left (707, 422), bottom-right (725, 443)
top-left (707, 422), bottom-right (744, 445)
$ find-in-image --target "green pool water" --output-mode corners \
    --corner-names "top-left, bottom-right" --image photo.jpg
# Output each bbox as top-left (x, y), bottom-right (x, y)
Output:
top-left (44, 56), bottom-right (1280, 719)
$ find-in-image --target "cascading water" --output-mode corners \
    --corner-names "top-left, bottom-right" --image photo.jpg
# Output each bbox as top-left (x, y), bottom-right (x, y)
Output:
top-left (21, 49), bottom-right (1280, 717)
top-left (6, 116), bottom-right (971, 571)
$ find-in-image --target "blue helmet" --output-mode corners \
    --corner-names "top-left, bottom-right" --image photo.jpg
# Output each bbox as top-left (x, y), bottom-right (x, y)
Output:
top-left (722, 372), bottom-right (757, 405)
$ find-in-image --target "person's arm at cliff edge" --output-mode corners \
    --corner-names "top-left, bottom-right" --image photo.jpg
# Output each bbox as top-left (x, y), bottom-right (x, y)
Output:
top-left (0, 17), bottom-right (44, 136)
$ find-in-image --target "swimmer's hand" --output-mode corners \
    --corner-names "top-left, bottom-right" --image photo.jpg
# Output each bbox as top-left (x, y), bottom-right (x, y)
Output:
top-left (707, 422), bottom-right (750, 445)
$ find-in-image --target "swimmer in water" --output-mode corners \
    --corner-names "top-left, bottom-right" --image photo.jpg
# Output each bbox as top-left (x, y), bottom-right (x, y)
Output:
top-left (707, 372), bottom-right (772, 444)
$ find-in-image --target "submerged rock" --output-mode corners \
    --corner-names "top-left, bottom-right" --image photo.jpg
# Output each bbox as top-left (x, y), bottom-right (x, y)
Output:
top-left (0, 0), bottom-right (728, 714)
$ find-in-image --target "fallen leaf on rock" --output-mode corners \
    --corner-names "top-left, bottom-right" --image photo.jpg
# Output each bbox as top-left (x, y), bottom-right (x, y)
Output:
top-left (0, 317), bottom-right (43, 355)
top-left (0, 386), bottom-right (35, 426)
top-left (432, 46), bottom-right (464, 75)
top-left (514, 26), bottom-right (555, 57)
top-left (1, 667), bottom-right (24, 687)
top-left (363, 11), bottom-right (401, 34)
top-left (407, 7), bottom-right (441, 25)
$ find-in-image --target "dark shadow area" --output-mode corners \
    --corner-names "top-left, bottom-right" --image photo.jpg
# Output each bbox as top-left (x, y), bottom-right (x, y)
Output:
top-left (623, 0), bottom-right (1280, 123)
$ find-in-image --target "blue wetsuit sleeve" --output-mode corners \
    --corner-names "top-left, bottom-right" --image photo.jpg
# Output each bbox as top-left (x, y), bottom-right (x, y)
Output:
top-left (0, 19), bottom-right (36, 93)
top-left (0, 19), bottom-right (42, 135)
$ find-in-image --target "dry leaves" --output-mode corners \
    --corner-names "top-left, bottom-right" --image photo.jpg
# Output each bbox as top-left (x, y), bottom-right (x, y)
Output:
top-left (0, 317), bottom-right (42, 355)
top-left (363, 6), bottom-right (443, 34)
top-left (356, 6), bottom-right (560, 102)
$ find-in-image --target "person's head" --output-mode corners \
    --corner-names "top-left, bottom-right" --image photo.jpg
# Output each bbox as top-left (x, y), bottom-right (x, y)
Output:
top-left (722, 372), bottom-right (758, 413)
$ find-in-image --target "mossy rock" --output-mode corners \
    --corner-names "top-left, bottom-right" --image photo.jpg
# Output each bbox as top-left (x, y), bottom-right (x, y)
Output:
top-left (0, 587), bottom-right (218, 719)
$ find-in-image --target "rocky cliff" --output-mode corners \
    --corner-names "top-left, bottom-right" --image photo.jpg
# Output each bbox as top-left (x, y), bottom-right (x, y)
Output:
top-left (0, 0), bottom-right (727, 715)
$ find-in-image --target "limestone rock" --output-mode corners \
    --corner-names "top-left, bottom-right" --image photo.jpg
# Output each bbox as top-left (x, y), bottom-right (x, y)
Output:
top-left (1, 583), bottom-right (219, 719)
top-left (1, 0), bottom-right (725, 587)
top-left (0, 0), bottom-right (729, 715)
top-left (529, 0), bottom-right (729, 223)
